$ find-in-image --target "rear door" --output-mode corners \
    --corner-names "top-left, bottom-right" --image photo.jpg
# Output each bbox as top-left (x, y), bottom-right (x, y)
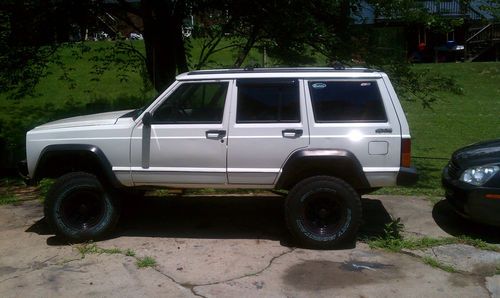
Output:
top-left (226, 78), bottom-right (309, 185)
top-left (304, 79), bottom-right (401, 186)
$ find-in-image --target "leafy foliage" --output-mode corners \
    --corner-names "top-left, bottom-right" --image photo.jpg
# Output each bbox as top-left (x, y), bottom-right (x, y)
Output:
top-left (0, 0), bottom-right (103, 98)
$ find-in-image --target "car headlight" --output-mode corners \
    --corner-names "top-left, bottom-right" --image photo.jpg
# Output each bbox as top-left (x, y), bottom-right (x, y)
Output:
top-left (459, 165), bottom-right (500, 186)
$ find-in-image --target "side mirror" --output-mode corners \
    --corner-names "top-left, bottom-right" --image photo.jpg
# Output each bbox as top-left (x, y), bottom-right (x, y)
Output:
top-left (142, 111), bottom-right (152, 126)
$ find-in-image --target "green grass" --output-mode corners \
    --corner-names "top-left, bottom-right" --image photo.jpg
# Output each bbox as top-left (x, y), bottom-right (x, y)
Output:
top-left (76, 243), bottom-right (125, 256)
top-left (37, 178), bottom-right (54, 202)
top-left (376, 62), bottom-right (500, 196)
top-left (422, 256), bottom-right (457, 273)
top-left (1, 40), bottom-right (498, 197)
top-left (125, 249), bottom-right (136, 257)
top-left (136, 256), bottom-right (157, 268)
top-left (76, 243), bottom-right (157, 269)
top-left (0, 179), bottom-right (19, 205)
top-left (368, 235), bottom-right (500, 253)
top-left (0, 194), bottom-right (18, 205)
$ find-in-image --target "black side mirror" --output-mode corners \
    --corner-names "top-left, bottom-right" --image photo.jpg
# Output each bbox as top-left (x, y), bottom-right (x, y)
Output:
top-left (142, 111), bottom-right (152, 126)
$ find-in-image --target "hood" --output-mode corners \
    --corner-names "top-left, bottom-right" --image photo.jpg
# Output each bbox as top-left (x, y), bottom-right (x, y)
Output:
top-left (452, 139), bottom-right (500, 167)
top-left (34, 110), bottom-right (134, 130)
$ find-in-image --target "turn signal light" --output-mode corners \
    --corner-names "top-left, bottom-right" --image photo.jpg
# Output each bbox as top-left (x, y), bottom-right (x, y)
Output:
top-left (401, 138), bottom-right (412, 168)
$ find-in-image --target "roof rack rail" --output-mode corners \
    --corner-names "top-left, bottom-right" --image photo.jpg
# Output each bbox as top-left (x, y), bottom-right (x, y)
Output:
top-left (330, 61), bottom-right (346, 70)
top-left (187, 67), bottom-right (377, 76)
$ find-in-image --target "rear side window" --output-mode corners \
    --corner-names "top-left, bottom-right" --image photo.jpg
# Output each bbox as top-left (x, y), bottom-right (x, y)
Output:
top-left (236, 80), bottom-right (300, 123)
top-left (308, 81), bottom-right (387, 122)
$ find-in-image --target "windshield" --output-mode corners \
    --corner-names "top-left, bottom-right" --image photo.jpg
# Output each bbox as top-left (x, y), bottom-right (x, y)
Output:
top-left (120, 95), bottom-right (158, 120)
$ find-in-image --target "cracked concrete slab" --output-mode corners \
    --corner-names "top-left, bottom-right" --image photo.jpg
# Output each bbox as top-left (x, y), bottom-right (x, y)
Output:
top-left (410, 244), bottom-right (500, 275)
top-left (368, 195), bottom-right (450, 238)
top-left (1, 196), bottom-right (498, 297)
top-left (0, 254), bottom-right (194, 298)
top-left (486, 275), bottom-right (500, 297)
top-left (194, 244), bottom-right (489, 298)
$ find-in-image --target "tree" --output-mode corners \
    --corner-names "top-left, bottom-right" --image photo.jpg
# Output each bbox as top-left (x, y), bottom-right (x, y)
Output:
top-left (0, 0), bottom-right (102, 98)
top-left (1, 0), bottom-right (478, 95)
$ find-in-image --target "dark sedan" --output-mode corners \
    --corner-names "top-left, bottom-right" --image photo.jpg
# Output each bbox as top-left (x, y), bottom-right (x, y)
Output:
top-left (442, 139), bottom-right (500, 226)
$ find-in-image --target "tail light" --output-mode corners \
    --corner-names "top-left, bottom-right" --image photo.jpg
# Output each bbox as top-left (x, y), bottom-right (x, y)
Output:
top-left (401, 138), bottom-right (412, 168)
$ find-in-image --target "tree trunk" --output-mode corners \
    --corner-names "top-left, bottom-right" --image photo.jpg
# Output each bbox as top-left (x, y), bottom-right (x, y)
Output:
top-left (234, 25), bottom-right (260, 67)
top-left (141, 0), bottom-right (187, 92)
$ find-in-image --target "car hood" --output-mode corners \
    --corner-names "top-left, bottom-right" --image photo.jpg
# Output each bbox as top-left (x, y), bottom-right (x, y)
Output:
top-left (34, 110), bottom-right (134, 130)
top-left (452, 139), bottom-right (500, 167)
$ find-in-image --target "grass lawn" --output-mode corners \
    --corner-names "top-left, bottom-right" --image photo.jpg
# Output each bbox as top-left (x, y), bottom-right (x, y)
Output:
top-left (377, 62), bottom-right (500, 196)
top-left (0, 40), bottom-right (498, 197)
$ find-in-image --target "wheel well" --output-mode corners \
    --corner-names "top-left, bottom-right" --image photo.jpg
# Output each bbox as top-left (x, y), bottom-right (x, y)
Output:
top-left (34, 148), bottom-right (113, 187)
top-left (36, 151), bottom-right (104, 180)
top-left (276, 149), bottom-right (370, 191)
top-left (278, 167), bottom-right (366, 191)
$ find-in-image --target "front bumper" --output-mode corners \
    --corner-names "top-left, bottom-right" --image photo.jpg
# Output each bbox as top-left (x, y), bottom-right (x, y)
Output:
top-left (442, 167), bottom-right (500, 226)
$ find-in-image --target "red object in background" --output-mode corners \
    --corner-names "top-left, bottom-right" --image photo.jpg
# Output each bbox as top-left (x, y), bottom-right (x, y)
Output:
top-left (418, 43), bottom-right (426, 51)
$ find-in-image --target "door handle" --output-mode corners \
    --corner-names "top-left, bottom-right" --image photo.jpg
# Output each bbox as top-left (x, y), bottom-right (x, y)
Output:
top-left (282, 129), bottom-right (303, 138)
top-left (206, 130), bottom-right (226, 140)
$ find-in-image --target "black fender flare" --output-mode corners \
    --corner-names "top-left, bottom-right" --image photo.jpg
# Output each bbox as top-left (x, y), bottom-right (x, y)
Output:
top-left (33, 144), bottom-right (124, 188)
top-left (275, 148), bottom-right (370, 190)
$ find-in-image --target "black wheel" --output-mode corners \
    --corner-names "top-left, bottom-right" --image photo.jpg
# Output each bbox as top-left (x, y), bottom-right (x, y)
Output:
top-left (285, 176), bottom-right (362, 249)
top-left (44, 172), bottom-right (120, 241)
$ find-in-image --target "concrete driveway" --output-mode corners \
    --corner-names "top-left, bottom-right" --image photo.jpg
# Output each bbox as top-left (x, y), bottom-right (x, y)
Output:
top-left (0, 194), bottom-right (499, 297)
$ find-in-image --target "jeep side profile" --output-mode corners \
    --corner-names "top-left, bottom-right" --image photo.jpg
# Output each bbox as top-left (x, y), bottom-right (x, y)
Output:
top-left (21, 67), bottom-right (417, 248)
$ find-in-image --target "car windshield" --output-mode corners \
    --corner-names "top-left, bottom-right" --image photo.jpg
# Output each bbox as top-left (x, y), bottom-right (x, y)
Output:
top-left (120, 95), bottom-right (158, 120)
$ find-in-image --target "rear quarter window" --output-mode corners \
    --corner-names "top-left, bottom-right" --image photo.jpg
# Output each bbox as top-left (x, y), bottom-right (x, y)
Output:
top-left (308, 81), bottom-right (387, 122)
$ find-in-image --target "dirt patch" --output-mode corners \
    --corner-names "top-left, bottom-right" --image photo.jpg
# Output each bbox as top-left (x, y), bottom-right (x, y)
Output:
top-left (283, 260), bottom-right (401, 290)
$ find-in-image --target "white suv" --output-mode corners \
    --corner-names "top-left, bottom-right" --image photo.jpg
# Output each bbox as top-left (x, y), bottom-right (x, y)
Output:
top-left (22, 67), bottom-right (417, 248)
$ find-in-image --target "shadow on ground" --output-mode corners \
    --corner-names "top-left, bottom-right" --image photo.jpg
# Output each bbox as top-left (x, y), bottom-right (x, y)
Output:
top-left (432, 200), bottom-right (500, 244)
top-left (26, 196), bottom-right (393, 247)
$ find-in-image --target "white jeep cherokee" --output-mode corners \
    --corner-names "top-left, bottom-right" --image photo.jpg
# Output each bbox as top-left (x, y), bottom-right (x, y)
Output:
top-left (22, 67), bottom-right (417, 248)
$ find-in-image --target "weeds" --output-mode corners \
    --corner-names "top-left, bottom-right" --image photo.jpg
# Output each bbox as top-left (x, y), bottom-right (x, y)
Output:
top-left (125, 249), bottom-right (136, 257)
top-left (76, 242), bottom-right (156, 269)
top-left (422, 256), bottom-right (457, 273)
top-left (37, 178), bottom-right (54, 202)
top-left (76, 243), bottom-right (124, 257)
top-left (0, 194), bottom-right (17, 205)
top-left (136, 256), bottom-right (157, 268)
top-left (367, 219), bottom-right (500, 253)
top-left (0, 178), bottom-right (19, 205)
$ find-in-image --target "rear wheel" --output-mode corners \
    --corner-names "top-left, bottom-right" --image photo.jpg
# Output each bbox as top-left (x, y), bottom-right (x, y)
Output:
top-left (44, 172), bottom-right (119, 241)
top-left (285, 176), bottom-right (362, 249)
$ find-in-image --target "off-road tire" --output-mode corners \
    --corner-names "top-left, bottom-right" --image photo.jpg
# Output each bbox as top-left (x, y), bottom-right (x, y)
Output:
top-left (285, 176), bottom-right (362, 249)
top-left (44, 172), bottom-right (120, 241)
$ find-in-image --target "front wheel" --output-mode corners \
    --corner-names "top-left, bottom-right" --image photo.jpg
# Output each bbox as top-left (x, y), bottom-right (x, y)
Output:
top-left (285, 176), bottom-right (362, 249)
top-left (44, 172), bottom-right (120, 241)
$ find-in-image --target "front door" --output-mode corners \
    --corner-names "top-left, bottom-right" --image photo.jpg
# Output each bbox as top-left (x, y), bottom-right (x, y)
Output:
top-left (130, 80), bottom-right (231, 186)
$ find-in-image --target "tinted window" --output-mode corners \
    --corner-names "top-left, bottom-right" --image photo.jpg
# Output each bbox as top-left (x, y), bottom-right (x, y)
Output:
top-left (236, 80), bottom-right (300, 123)
top-left (153, 82), bottom-right (228, 123)
top-left (308, 81), bottom-right (387, 122)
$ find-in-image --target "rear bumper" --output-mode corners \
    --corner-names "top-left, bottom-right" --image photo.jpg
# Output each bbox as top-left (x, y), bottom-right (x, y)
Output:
top-left (442, 167), bottom-right (500, 226)
top-left (397, 167), bottom-right (418, 186)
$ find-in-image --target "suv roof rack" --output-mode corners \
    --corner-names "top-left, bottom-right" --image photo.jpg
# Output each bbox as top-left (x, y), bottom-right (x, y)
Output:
top-left (187, 67), bottom-right (377, 76)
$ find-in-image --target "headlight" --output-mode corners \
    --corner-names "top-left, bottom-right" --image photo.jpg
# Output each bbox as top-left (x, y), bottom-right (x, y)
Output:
top-left (459, 165), bottom-right (500, 186)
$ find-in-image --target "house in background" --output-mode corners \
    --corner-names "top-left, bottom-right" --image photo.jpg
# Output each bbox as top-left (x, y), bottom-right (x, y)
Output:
top-left (357, 0), bottom-right (499, 62)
